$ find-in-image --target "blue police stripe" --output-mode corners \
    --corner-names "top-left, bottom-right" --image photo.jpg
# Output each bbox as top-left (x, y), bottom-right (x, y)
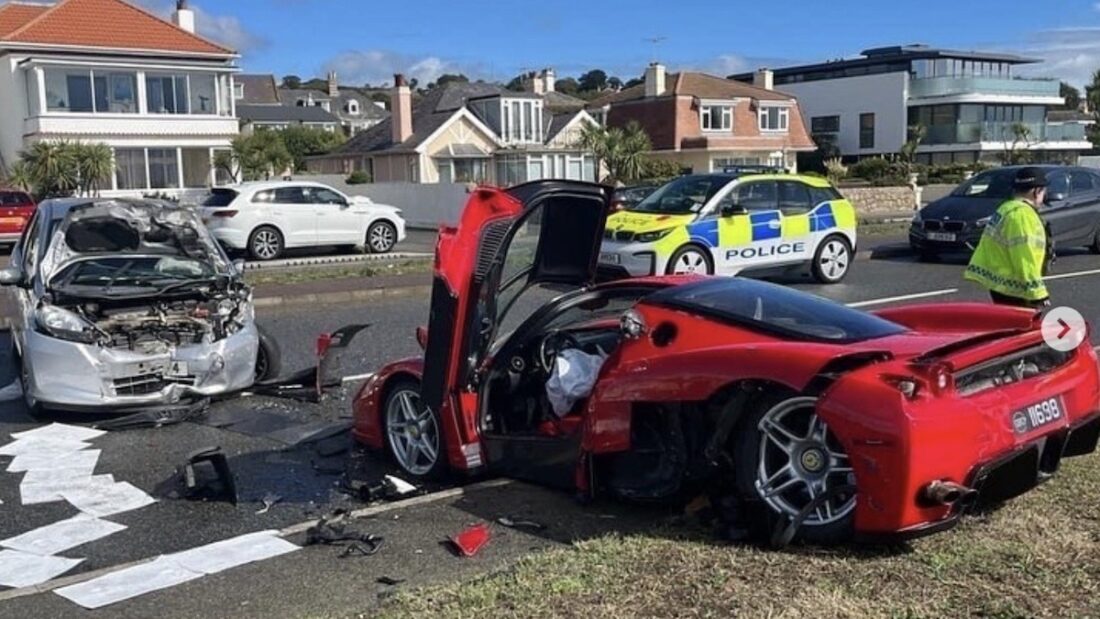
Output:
top-left (688, 219), bottom-right (719, 247)
top-left (750, 211), bottom-right (781, 241)
top-left (810, 204), bottom-right (836, 232)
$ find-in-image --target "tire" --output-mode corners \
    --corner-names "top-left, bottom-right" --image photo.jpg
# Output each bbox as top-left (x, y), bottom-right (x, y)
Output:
top-left (15, 346), bottom-right (44, 419)
top-left (811, 235), bottom-right (852, 283)
top-left (254, 323), bottom-right (282, 382)
top-left (366, 221), bottom-right (397, 254)
top-left (1090, 229), bottom-right (1100, 255)
top-left (383, 379), bottom-right (447, 479)
top-left (731, 393), bottom-right (856, 545)
top-left (248, 226), bottom-right (284, 261)
top-left (665, 245), bottom-right (713, 275)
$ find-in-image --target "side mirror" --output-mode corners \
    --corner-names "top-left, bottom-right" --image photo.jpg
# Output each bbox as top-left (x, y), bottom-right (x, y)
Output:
top-left (0, 266), bottom-right (23, 287)
top-left (721, 203), bottom-right (748, 217)
top-left (1046, 192), bottom-right (1067, 204)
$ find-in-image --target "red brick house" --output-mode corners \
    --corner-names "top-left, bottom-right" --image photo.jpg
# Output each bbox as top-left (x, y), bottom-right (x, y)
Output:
top-left (588, 64), bottom-right (816, 173)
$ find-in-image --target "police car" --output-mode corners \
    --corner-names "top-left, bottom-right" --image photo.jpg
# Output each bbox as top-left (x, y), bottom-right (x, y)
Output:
top-left (598, 171), bottom-right (857, 283)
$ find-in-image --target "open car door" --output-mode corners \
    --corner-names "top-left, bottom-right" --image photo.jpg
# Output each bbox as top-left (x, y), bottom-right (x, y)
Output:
top-left (418, 181), bottom-right (612, 472)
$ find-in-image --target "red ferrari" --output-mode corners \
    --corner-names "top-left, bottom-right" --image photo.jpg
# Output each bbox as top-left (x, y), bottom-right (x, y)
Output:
top-left (352, 181), bottom-right (1100, 544)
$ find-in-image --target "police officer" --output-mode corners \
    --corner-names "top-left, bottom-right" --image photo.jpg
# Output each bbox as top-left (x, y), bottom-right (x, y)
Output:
top-left (964, 167), bottom-right (1052, 308)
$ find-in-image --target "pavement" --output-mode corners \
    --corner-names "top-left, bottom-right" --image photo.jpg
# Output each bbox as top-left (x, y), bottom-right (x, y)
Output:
top-left (0, 238), bottom-right (1097, 617)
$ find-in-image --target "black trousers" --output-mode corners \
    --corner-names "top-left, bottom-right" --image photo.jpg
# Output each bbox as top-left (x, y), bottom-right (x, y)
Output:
top-left (990, 290), bottom-right (1049, 309)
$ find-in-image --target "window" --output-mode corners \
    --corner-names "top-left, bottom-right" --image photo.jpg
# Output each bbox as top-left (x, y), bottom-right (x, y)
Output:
top-left (809, 186), bottom-right (843, 206)
top-left (148, 148), bottom-right (179, 189)
top-left (759, 106), bottom-right (789, 132)
top-left (735, 181), bottom-right (778, 211)
top-left (273, 187), bottom-right (308, 203)
top-left (859, 113), bottom-right (875, 149)
top-left (1047, 172), bottom-right (1070, 199)
top-left (146, 75), bottom-right (189, 114)
top-left (233, 83), bottom-right (244, 100)
top-left (701, 105), bottom-right (732, 131)
top-left (778, 181), bottom-right (812, 214)
top-left (181, 148), bottom-right (211, 188)
top-left (189, 73), bottom-right (217, 114)
top-left (114, 149), bottom-right (147, 190)
top-left (1070, 172), bottom-right (1094, 195)
top-left (92, 71), bottom-right (137, 113)
top-left (712, 157), bottom-right (762, 171)
top-left (44, 69), bottom-right (93, 112)
top-left (453, 159), bottom-right (489, 183)
top-left (347, 100), bottom-right (360, 115)
top-left (810, 116), bottom-right (839, 133)
top-left (252, 190), bottom-right (276, 203)
top-left (311, 188), bottom-right (346, 204)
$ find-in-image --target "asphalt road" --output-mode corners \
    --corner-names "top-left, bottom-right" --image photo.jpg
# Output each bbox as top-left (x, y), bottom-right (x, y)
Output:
top-left (1, 247), bottom-right (1099, 618)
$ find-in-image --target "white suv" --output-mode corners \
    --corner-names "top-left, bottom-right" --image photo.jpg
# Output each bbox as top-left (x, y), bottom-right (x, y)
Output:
top-left (199, 181), bottom-right (406, 261)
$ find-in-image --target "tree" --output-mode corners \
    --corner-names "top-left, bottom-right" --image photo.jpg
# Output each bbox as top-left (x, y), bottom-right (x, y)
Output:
top-left (281, 75), bottom-right (302, 89)
top-left (72, 142), bottom-right (113, 196)
top-left (623, 77), bottom-right (644, 89)
top-left (1059, 82), bottom-right (1081, 111)
top-left (607, 76), bottom-right (623, 91)
top-left (898, 124), bottom-right (927, 178)
top-left (435, 73), bottom-right (468, 88)
top-left (555, 77), bottom-right (580, 95)
top-left (577, 120), bottom-right (652, 183)
top-left (505, 72), bottom-right (531, 91)
top-left (1087, 70), bottom-right (1100, 148)
top-left (280, 125), bottom-right (345, 170)
top-left (578, 69), bottom-right (608, 93)
top-left (4, 161), bottom-right (33, 193)
top-left (1000, 122), bottom-right (1035, 165)
top-left (21, 141), bottom-right (76, 198)
top-left (227, 132), bottom-right (292, 181)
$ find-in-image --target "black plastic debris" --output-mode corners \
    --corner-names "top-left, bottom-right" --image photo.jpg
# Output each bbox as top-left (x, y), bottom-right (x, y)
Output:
top-left (181, 446), bottom-right (237, 504)
top-left (339, 475), bottom-right (418, 502)
top-left (94, 398), bottom-right (209, 431)
top-left (255, 492), bottom-right (282, 515)
top-left (376, 576), bottom-right (405, 586)
top-left (496, 516), bottom-right (547, 531)
top-left (250, 325), bottom-right (370, 403)
top-left (304, 511), bottom-right (384, 558)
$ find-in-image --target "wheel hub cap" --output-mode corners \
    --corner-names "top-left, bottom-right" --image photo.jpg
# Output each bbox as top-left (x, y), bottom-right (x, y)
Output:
top-left (799, 447), bottom-right (825, 473)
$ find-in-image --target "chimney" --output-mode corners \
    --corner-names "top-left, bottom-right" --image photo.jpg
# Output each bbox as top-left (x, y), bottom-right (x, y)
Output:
top-left (327, 71), bottom-right (339, 97)
top-left (542, 68), bottom-right (556, 93)
top-left (753, 68), bottom-right (774, 91)
top-left (391, 73), bottom-right (413, 144)
top-left (172, 0), bottom-right (195, 34)
top-left (529, 71), bottom-right (544, 95)
top-left (644, 63), bottom-right (666, 98)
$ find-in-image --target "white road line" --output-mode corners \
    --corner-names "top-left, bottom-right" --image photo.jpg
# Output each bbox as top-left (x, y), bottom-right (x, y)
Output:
top-left (1043, 267), bottom-right (1100, 282)
top-left (846, 288), bottom-right (959, 308)
top-left (340, 372), bottom-right (374, 384)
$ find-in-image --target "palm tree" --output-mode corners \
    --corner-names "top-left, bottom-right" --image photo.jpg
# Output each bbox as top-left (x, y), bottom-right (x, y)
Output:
top-left (72, 142), bottom-right (113, 196)
top-left (23, 141), bottom-right (77, 197)
top-left (3, 161), bottom-right (34, 193)
top-left (578, 120), bottom-right (652, 184)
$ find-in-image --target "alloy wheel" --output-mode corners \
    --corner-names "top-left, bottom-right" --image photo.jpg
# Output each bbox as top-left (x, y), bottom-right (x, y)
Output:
top-left (252, 229), bottom-right (281, 260)
top-left (385, 388), bottom-right (439, 476)
top-left (672, 250), bottom-right (708, 274)
top-left (754, 397), bottom-right (856, 526)
top-left (818, 240), bottom-right (850, 281)
top-left (369, 223), bottom-right (396, 253)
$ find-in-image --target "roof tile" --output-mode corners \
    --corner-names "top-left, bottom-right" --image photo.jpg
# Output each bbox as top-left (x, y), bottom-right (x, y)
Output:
top-left (0, 2), bottom-right (48, 37)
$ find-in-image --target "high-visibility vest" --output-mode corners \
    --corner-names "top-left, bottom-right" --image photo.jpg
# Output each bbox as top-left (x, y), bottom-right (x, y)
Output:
top-left (964, 199), bottom-right (1049, 301)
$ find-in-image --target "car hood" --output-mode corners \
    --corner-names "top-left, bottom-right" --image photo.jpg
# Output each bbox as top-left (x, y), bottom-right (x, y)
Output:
top-left (605, 210), bottom-right (695, 235)
top-left (40, 201), bottom-right (230, 287)
top-left (919, 195), bottom-right (1002, 222)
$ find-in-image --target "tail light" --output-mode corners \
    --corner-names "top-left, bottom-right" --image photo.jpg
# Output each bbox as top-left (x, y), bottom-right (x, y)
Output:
top-left (211, 210), bottom-right (238, 218)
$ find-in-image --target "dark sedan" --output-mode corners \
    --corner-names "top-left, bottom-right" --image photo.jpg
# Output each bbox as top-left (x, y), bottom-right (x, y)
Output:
top-left (910, 165), bottom-right (1100, 259)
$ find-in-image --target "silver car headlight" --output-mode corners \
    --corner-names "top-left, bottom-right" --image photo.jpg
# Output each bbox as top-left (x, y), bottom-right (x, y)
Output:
top-left (911, 212), bottom-right (923, 225)
top-left (34, 304), bottom-right (97, 344)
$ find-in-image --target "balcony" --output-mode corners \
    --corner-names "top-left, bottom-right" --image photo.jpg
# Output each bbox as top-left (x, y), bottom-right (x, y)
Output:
top-left (909, 76), bottom-right (1060, 100)
top-left (923, 121), bottom-right (1089, 145)
top-left (24, 114), bottom-right (239, 138)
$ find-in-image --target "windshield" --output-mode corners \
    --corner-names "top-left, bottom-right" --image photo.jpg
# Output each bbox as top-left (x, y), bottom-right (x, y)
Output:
top-left (646, 278), bottom-right (906, 343)
top-left (951, 169), bottom-right (1019, 199)
top-left (627, 175), bottom-right (731, 215)
top-left (52, 256), bottom-right (217, 292)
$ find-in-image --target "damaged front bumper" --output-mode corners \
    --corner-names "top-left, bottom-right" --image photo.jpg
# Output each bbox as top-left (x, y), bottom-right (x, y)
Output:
top-left (22, 322), bottom-right (258, 410)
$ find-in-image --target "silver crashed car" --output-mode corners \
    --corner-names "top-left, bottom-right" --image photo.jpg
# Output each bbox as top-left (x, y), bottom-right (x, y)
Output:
top-left (0, 198), bottom-right (279, 414)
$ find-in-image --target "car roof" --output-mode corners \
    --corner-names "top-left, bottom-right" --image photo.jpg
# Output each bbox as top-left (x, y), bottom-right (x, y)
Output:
top-left (219, 180), bottom-right (338, 192)
top-left (38, 197), bottom-right (183, 222)
top-left (674, 172), bottom-right (835, 188)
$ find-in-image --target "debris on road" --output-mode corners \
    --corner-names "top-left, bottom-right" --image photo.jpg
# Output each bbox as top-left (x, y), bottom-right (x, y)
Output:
top-left (0, 549), bottom-right (84, 588)
top-left (376, 576), bottom-right (405, 586)
top-left (250, 325), bottom-right (370, 403)
top-left (496, 516), bottom-right (547, 531)
top-left (447, 523), bottom-right (490, 557)
top-left (384, 474), bottom-right (417, 496)
top-left (93, 399), bottom-right (209, 431)
top-left (180, 446), bottom-right (238, 504)
top-left (340, 473), bottom-right (419, 502)
top-left (0, 515), bottom-right (126, 556)
top-left (304, 511), bottom-right (385, 558)
top-left (256, 492), bottom-right (282, 515)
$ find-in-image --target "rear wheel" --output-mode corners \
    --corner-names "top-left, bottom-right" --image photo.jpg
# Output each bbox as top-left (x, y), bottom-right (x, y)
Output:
top-left (812, 236), bottom-right (852, 283)
top-left (732, 394), bottom-right (856, 545)
top-left (1090, 229), bottom-right (1100, 255)
top-left (383, 380), bottom-right (446, 479)
top-left (666, 245), bottom-right (713, 275)
top-left (254, 324), bottom-right (282, 382)
top-left (248, 226), bottom-right (284, 261)
top-left (367, 221), bottom-right (397, 254)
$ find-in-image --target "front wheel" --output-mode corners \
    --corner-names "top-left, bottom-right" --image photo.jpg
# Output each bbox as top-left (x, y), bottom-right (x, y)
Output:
top-left (666, 245), bottom-right (713, 275)
top-left (254, 324), bottom-right (282, 382)
top-left (383, 380), bottom-right (446, 479)
top-left (367, 221), bottom-right (397, 254)
top-left (732, 394), bottom-right (856, 545)
top-left (248, 226), bottom-right (284, 261)
top-left (812, 236), bottom-right (852, 283)
top-left (1090, 229), bottom-right (1100, 255)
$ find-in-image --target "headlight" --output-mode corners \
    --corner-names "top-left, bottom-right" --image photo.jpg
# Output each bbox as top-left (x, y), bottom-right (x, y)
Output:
top-left (34, 305), bottom-right (97, 344)
top-left (634, 229), bottom-right (674, 243)
top-left (911, 212), bottom-right (923, 225)
top-left (975, 216), bottom-right (991, 227)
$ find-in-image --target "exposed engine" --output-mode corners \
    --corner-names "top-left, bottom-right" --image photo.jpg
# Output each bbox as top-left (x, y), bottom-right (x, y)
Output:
top-left (954, 345), bottom-right (1074, 396)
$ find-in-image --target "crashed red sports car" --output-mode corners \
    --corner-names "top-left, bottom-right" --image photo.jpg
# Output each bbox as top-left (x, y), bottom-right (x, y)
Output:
top-left (352, 180), bottom-right (1100, 544)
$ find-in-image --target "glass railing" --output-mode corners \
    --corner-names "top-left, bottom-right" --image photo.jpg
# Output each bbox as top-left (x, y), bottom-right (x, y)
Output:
top-left (922, 121), bottom-right (1088, 144)
top-left (910, 76), bottom-right (1060, 99)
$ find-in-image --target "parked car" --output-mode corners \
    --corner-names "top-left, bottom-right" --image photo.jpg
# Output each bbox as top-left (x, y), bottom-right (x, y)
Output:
top-left (599, 172), bottom-right (857, 283)
top-left (351, 180), bottom-right (1100, 545)
top-left (199, 181), bottom-right (406, 261)
top-left (0, 189), bottom-right (36, 244)
top-left (910, 165), bottom-right (1100, 259)
top-left (611, 184), bottom-right (657, 212)
top-left (0, 198), bottom-right (280, 414)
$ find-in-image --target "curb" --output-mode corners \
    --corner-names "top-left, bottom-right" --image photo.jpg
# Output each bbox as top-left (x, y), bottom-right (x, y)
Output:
top-left (856, 243), bottom-right (911, 261)
top-left (243, 252), bottom-right (431, 271)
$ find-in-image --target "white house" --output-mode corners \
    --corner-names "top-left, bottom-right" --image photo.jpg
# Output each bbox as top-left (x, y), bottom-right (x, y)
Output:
top-left (0, 0), bottom-right (239, 196)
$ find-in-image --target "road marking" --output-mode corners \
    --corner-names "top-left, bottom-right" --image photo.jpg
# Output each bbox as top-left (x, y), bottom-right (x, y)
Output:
top-left (341, 372), bottom-right (375, 384)
top-left (847, 288), bottom-right (959, 308)
top-left (0, 478), bottom-right (514, 602)
top-left (1043, 267), bottom-right (1100, 282)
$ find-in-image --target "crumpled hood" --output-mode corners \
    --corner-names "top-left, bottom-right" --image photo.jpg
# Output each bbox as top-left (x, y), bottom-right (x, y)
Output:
top-left (41, 201), bottom-right (230, 287)
top-left (605, 211), bottom-right (695, 235)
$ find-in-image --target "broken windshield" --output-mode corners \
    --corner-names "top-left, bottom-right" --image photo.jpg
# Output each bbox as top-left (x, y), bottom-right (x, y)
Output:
top-left (51, 256), bottom-right (217, 293)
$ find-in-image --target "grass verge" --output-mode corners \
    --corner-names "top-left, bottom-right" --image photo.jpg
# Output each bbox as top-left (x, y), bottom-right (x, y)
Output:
top-left (244, 259), bottom-right (431, 287)
top-left (373, 453), bottom-right (1100, 618)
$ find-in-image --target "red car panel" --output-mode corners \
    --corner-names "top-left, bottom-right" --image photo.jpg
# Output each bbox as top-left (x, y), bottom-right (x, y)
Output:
top-left (0, 190), bottom-right (36, 242)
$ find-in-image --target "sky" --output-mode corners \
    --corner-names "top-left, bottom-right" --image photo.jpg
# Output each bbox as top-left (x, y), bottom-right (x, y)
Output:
top-left (139, 0), bottom-right (1100, 89)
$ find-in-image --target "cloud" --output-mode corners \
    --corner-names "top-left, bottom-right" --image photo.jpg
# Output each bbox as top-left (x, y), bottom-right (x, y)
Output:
top-left (1013, 27), bottom-right (1100, 88)
top-left (133, 0), bottom-right (267, 53)
top-left (320, 50), bottom-right (488, 87)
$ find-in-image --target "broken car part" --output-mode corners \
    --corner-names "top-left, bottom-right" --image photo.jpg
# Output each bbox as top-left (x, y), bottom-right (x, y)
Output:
top-left (180, 447), bottom-right (237, 505)
top-left (303, 512), bottom-right (384, 557)
top-left (447, 523), bottom-right (490, 557)
top-left (496, 517), bottom-right (546, 531)
top-left (249, 325), bottom-right (369, 403)
top-left (93, 399), bottom-right (209, 431)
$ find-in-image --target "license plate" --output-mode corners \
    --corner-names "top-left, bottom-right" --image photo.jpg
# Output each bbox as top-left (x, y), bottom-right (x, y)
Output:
top-left (166, 361), bottom-right (190, 378)
top-left (927, 232), bottom-right (956, 242)
top-left (1011, 396), bottom-right (1064, 435)
top-left (599, 252), bottom-right (621, 265)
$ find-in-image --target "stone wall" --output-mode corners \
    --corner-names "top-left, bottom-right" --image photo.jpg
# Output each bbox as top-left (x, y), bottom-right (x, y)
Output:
top-left (838, 185), bottom-right (919, 216)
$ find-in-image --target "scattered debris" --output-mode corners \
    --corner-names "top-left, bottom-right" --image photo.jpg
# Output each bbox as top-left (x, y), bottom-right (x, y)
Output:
top-left (447, 523), bottom-right (491, 557)
top-left (0, 515), bottom-right (126, 556)
top-left (313, 434), bottom-right (351, 458)
top-left (250, 325), bottom-right (370, 403)
top-left (340, 474), bottom-right (419, 502)
top-left (180, 447), bottom-right (237, 504)
top-left (496, 516), bottom-right (547, 531)
top-left (0, 549), bottom-right (85, 588)
top-left (384, 475), bottom-right (417, 496)
top-left (93, 399), bottom-right (209, 431)
top-left (303, 512), bottom-right (384, 558)
top-left (376, 576), bottom-right (405, 586)
top-left (255, 493), bottom-right (282, 515)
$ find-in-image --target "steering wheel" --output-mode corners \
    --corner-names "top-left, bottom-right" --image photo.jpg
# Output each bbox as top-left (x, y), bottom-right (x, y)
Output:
top-left (539, 331), bottom-right (581, 374)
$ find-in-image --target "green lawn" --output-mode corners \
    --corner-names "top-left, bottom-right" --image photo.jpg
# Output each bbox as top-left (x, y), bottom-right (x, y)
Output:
top-left (244, 259), bottom-right (431, 287)
top-left (373, 453), bottom-right (1100, 618)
